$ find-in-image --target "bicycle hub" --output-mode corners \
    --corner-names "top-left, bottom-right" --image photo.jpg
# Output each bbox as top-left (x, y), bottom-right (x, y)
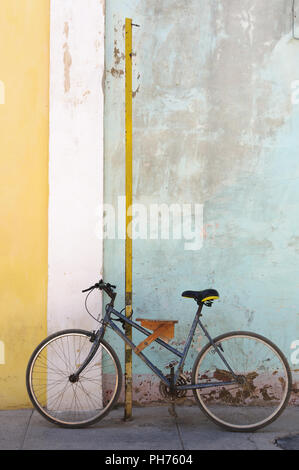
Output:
top-left (69, 374), bottom-right (79, 383)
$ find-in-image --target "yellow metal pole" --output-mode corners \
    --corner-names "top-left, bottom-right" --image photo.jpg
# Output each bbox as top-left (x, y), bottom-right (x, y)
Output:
top-left (124, 17), bottom-right (133, 421)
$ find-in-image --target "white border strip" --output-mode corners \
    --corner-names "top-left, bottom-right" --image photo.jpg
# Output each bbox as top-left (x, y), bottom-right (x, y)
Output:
top-left (48, 0), bottom-right (105, 332)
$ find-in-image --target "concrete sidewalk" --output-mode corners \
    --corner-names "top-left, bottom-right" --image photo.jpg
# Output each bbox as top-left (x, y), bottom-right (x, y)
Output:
top-left (0, 405), bottom-right (298, 450)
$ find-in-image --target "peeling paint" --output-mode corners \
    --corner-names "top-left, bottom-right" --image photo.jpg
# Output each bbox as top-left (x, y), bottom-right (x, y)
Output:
top-left (63, 42), bottom-right (72, 93)
top-left (99, 0), bottom-right (105, 17)
top-left (114, 46), bottom-right (121, 64)
top-left (132, 84), bottom-right (140, 98)
top-left (64, 21), bottom-right (69, 39)
top-left (110, 67), bottom-right (124, 78)
top-left (95, 39), bottom-right (101, 51)
top-left (113, 46), bottom-right (124, 65)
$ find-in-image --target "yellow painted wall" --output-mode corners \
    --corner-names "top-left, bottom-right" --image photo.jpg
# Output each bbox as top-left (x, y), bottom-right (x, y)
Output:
top-left (0, 0), bottom-right (49, 408)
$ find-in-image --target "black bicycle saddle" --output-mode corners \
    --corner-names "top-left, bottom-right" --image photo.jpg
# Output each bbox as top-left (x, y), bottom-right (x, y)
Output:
top-left (181, 289), bottom-right (219, 302)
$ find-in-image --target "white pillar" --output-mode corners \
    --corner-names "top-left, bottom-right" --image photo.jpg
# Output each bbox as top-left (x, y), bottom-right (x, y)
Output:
top-left (48, 0), bottom-right (105, 332)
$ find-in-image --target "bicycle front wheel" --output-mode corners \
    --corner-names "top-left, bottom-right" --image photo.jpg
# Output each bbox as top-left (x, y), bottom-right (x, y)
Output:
top-left (192, 331), bottom-right (292, 432)
top-left (26, 329), bottom-right (122, 428)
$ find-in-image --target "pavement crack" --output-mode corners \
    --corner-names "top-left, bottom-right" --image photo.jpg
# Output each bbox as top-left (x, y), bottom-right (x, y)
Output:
top-left (174, 418), bottom-right (185, 450)
top-left (20, 409), bottom-right (34, 450)
top-left (167, 403), bottom-right (185, 449)
top-left (247, 434), bottom-right (259, 450)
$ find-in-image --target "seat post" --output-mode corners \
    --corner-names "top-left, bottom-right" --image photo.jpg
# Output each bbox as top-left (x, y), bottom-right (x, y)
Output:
top-left (196, 301), bottom-right (204, 317)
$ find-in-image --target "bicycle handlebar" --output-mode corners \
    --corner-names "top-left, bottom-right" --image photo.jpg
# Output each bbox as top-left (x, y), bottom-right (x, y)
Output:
top-left (82, 285), bottom-right (97, 293)
top-left (82, 280), bottom-right (116, 299)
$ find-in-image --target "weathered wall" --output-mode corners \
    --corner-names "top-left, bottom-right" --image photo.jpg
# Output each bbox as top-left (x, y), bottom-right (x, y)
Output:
top-left (0, 0), bottom-right (298, 410)
top-left (104, 0), bottom-right (299, 403)
top-left (0, 0), bottom-right (50, 408)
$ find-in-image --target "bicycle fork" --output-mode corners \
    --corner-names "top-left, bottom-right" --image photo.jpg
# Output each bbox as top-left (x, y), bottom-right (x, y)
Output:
top-left (69, 326), bottom-right (105, 383)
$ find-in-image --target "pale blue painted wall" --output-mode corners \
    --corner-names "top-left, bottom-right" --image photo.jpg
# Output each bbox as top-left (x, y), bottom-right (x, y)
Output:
top-left (104, 0), bottom-right (299, 400)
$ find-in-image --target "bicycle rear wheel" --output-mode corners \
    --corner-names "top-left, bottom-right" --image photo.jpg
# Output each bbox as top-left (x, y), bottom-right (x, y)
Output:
top-left (26, 329), bottom-right (122, 428)
top-left (192, 331), bottom-right (292, 432)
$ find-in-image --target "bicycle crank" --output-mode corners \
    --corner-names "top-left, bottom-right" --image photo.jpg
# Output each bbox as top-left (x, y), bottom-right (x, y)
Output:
top-left (159, 373), bottom-right (188, 403)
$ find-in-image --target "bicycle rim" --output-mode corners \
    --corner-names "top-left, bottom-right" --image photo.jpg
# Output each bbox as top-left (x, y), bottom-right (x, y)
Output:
top-left (192, 332), bottom-right (291, 431)
top-left (27, 330), bottom-right (121, 427)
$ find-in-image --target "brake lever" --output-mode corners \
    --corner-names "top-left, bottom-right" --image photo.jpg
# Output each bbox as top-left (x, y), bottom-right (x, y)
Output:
top-left (106, 283), bottom-right (116, 289)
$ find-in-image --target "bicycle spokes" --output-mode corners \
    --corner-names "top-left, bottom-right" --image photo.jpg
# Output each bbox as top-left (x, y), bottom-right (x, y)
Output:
top-left (28, 332), bottom-right (121, 427)
top-left (193, 333), bottom-right (291, 430)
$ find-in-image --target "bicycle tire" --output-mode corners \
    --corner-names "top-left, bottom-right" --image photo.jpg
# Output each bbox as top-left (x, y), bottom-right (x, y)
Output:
top-left (26, 329), bottom-right (122, 428)
top-left (192, 331), bottom-right (292, 432)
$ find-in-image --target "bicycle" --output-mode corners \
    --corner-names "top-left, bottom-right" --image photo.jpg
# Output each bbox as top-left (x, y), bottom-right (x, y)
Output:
top-left (26, 280), bottom-right (292, 431)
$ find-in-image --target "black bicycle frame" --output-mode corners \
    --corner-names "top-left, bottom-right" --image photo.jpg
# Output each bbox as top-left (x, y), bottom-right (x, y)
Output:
top-left (72, 300), bottom-right (238, 391)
